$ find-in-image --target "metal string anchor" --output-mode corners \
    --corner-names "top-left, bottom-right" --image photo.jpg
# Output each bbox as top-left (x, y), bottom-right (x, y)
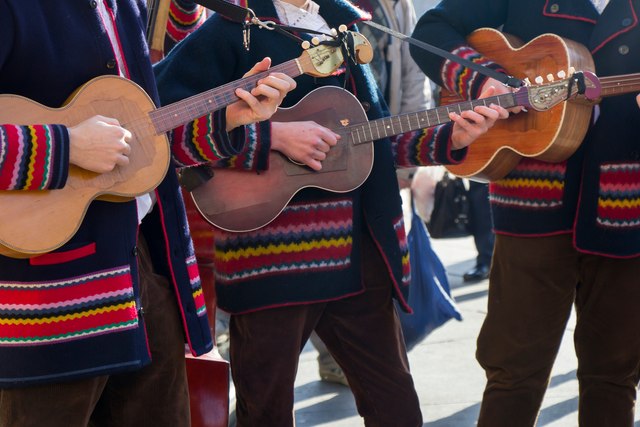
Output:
top-left (241, 6), bottom-right (277, 51)
top-left (244, 16), bottom-right (277, 51)
top-left (242, 20), bottom-right (250, 51)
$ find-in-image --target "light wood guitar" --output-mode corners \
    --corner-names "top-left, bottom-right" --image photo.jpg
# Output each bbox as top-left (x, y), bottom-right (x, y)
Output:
top-left (0, 33), bottom-right (372, 258)
top-left (191, 70), bottom-right (594, 232)
top-left (440, 27), bottom-right (640, 181)
top-left (146, 0), bottom-right (172, 63)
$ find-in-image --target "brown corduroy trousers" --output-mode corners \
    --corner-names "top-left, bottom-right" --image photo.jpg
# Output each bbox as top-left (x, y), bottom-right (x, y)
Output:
top-left (229, 231), bottom-right (423, 427)
top-left (477, 234), bottom-right (640, 427)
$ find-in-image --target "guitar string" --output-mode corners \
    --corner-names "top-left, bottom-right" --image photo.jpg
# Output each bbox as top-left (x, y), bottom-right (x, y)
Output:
top-left (118, 44), bottom-right (335, 133)
top-left (362, 77), bottom-right (640, 139)
top-left (345, 77), bottom-right (640, 144)
top-left (116, 61), bottom-right (302, 134)
top-left (598, 76), bottom-right (640, 95)
top-left (120, 72), bottom-right (640, 142)
top-left (345, 94), bottom-right (513, 145)
top-left (146, 43), bottom-right (340, 131)
top-left (149, 61), bottom-right (304, 133)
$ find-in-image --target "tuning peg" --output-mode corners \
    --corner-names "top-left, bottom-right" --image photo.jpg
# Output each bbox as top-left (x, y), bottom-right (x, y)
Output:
top-left (569, 66), bottom-right (576, 75)
top-left (535, 76), bottom-right (544, 84)
top-left (311, 37), bottom-right (320, 46)
top-left (523, 77), bottom-right (531, 85)
top-left (546, 73), bottom-right (555, 82)
top-left (557, 70), bottom-right (567, 79)
top-left (338, 24), bottom-right (347, 33)
top-left (330, 28), bottom-right (338, 37)
top-left (301, 40), bottom-right (311, 50)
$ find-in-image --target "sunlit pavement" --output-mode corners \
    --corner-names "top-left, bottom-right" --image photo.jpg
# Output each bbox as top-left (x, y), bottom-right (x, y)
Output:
top-left (292, 235), bottom-right (640, 427)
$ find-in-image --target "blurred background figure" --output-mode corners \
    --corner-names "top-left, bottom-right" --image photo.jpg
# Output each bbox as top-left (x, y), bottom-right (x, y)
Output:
top-left (463, 181), bottom-right (493, 282)
top-left (309, 0), bottom-right (435, 387)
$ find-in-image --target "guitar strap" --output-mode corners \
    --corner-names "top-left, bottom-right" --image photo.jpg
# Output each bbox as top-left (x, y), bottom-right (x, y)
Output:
top-left (194, 0), bottom-right (338, 49)
top-left (193, 0), bottom-right (523, 88)
top-left (360, 20), bottom-right (522, 88)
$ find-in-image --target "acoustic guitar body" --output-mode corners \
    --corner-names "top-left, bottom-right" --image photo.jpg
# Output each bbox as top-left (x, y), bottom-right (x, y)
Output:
top-left (0, 75), bottom-right (170, 257)
top-left (442, 28), bottom-right (595, 181)
top-left (191, 86), bottom-right (374, 232)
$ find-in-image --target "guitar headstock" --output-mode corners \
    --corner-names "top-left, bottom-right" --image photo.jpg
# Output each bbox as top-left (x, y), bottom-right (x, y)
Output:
top-left (297, 31), bottom-right (373, 78)
top-left (517, 70), bottom-right (602, 111)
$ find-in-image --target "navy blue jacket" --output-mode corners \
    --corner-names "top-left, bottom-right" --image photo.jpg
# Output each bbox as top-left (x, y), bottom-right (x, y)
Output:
top-left (155, 0), bottom-right (464, 314)
top-left (411, 0), bottom-right (640, 257)
top-left (0, 0), bottom-right (213, 387)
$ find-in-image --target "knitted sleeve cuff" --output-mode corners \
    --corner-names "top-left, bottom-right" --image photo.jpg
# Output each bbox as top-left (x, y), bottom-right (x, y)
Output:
top-left (433, 123), bottom-right (467, 164)
top-left (0, 124), bottom-right (69, 190)
top-left (211, 109), bottom-right (246, 157)
top-left (441, 45), bottom-right (507, 100)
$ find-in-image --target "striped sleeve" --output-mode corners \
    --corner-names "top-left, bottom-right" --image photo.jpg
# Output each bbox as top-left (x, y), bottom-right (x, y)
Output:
top-left (170, 109), bottom-right (247, 167)
top-left (441, 45), bottom-right (506, 100)
top-left (393, 124), bottom-right (466, 167)
top-left (166, 0), bottom-right (206, 46)
top-left (0, 124), bottom-right (69, 190)
top-left (214, 120), bottom-right (272, 172)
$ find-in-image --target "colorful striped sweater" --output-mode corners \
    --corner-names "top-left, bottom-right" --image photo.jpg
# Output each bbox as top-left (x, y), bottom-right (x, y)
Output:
top-left (0, 0), bottom-right (230, 387)
top-left (155, 0), bottom-right (467, 314)
top-left (411, 0), bottom-right (640, 257)
top-left (0, 1), bottom-right (230, 191)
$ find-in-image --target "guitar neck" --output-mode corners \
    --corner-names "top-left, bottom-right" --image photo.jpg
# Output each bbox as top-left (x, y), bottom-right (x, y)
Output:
top-left (150, 59), bottom-right (304, 134)
top-left (348, 92), bottom-right (520, 144)
top-left (598, 73), bottom-right (640, 98)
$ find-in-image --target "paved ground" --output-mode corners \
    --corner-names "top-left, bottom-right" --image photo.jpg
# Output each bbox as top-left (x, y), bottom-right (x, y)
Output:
top-left (291, 235), bottom-right (640, 427)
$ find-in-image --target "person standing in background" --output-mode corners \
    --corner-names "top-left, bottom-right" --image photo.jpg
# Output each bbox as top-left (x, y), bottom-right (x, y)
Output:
top-left (463, 181), bottom-right (493, 282)
top-left (357, 0), bottom-right (434, 115)
top-left (410, 0), bottom-right (640, 425)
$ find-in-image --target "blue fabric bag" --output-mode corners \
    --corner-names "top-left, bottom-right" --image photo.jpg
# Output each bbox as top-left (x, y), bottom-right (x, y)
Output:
top-left (397, 206), bottom-right (462, 351)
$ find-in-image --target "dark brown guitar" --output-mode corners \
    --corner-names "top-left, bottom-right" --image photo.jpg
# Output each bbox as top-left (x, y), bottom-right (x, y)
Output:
top-left (440, 27), bottom-right (640, 181)
top-left (192, 71), bottom-right (594, 232)
top-left (0, 34), bottom-right (372, 258)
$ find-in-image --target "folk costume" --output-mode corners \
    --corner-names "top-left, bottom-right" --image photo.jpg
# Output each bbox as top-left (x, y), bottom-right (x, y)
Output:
top-left (410, 1), bottom-right (640, 425)
top-left (0, 1), bottom-right (242, 424)
top-left (156, 0), bottom-right (470, 424)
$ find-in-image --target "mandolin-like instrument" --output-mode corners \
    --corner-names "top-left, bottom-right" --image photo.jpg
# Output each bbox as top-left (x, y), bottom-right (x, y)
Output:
top-left (0, 32), bottom-right (372, 258)
top-left (439, 28), bottom-right (640, 181)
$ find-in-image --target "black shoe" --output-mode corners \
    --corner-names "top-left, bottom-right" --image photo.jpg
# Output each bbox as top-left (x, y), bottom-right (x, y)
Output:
top-left (463, 264), bottom-right (490, 282)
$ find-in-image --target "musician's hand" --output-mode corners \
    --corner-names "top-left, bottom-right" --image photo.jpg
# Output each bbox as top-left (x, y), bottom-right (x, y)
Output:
top-left (270, 121), bottom-right (340, 171)
top-left (68, 115), bottom-right (132, 173)
top-left (226, 57), bottom-right (296, 131)
top-left (449, 86), bottom-right (509, 150)
top-left (480, 77), bottom-right (524, 114)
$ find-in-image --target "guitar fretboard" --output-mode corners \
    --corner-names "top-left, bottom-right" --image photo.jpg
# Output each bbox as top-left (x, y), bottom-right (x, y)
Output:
top-left (347, 92), bottom-right (521, 145)
top-left (599, 73), bottom-right (640, 98)
top-left (149, 60), bottom-right (303, 134)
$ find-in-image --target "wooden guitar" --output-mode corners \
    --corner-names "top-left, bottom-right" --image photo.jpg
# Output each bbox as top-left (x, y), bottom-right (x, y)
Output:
top-left (192, 70), bottom-right (594, 232)
top-left (440, 27), bottom-right (640, 181)
top-left (146, 0), bottom-right (172, 63)
top-left (0, 33), bottom-right (372, 258)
